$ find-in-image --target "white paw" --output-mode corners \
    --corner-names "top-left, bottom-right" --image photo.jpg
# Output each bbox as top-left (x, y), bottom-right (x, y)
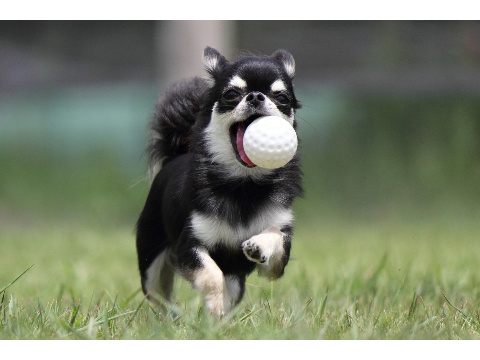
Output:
top-left (242, 239), bottom-right (268, 264)
top-left (242, 228), bottom-right (284, 266)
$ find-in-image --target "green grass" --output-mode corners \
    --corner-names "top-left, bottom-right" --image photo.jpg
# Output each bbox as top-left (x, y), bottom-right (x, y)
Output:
top-left (1, 133), bottom-right (480, 339)
top-left (2, 210), bottom-right (480, 340)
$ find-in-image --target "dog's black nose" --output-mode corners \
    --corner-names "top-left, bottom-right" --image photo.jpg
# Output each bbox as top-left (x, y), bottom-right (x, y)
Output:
top-left (246, 92), bottom-right (265, 107)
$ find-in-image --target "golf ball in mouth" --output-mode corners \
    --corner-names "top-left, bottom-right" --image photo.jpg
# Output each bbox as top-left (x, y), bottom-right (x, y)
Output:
top-left (243, 116), bottom-right (298, 169)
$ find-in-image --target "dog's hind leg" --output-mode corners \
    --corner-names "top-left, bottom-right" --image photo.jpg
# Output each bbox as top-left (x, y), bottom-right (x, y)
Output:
top-left (225, 274), bottom-right (246, 309)
top-left (136, 176), bottom-right (175, 307)
top-left (143, 249), bottom-right (175, 305)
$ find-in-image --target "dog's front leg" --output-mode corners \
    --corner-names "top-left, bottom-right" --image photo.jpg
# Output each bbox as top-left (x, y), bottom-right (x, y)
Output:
top-left (178, 245), bottom-right (231, 316)
top-left (242, 225), bottom-right (292, 280)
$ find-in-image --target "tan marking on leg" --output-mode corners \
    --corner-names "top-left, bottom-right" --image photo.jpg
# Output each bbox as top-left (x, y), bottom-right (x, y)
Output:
top-left (190, 249), bottom-right (231, 316)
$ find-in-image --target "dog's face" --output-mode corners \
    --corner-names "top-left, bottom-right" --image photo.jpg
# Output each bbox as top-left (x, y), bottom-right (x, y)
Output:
top-left (202, 47), bottom-right (300, 178)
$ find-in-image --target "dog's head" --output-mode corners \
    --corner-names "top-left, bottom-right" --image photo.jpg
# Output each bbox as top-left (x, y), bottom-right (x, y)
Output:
top-left (201, 47), bottom-right (300, 178)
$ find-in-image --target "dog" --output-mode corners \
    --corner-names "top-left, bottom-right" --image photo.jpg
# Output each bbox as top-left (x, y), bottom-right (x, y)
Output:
top-left (136, 46), bottom-right (303, 316)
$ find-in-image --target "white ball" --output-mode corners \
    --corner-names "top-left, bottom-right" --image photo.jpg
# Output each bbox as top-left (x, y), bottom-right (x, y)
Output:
top-left (243, 116), bottom-right (298, 169)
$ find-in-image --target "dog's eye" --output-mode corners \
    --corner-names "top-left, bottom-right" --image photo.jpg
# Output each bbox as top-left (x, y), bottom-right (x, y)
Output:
top-left (274, 93), bottom-right (290, 105)
top-left (223, 89), bottom-right (241, 101)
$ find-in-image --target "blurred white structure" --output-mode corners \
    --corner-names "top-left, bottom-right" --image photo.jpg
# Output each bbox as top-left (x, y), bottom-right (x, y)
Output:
top-left (156, 21), bottom-right (235, 87)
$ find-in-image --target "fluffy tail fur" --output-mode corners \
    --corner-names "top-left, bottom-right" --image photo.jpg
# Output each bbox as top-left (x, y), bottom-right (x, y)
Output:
top-left (147, 76), bottom-right (209, 178)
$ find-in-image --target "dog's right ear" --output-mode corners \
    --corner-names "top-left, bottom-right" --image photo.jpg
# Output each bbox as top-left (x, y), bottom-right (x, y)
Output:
top-left (203, 47), bottom-right (228, 81)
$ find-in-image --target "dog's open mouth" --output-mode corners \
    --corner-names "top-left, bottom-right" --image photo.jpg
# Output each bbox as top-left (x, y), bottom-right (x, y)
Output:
top-left (229, 116), bottom-right (259, 167)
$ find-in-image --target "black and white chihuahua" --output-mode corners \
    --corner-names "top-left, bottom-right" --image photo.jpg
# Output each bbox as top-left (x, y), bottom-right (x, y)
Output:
top-left (136, 47), bottom-right (303, 316)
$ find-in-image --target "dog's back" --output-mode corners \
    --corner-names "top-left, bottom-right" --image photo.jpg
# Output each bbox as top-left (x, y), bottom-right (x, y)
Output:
top-left (147, 76), bottom-right (209, 178)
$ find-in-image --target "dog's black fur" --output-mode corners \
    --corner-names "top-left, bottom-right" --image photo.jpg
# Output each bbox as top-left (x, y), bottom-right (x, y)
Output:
top-left (136, 47), bottom-right (303, 315)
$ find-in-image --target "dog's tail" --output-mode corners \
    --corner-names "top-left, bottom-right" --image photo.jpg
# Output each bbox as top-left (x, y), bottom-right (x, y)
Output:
top-left (147, 76), bottom-right (210, 178)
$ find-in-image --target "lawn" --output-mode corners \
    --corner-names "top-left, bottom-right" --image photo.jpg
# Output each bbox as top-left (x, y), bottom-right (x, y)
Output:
top-left (2, 94), bottom-right (480, 340)
top-left (2, 196), bottom-right (480, 339)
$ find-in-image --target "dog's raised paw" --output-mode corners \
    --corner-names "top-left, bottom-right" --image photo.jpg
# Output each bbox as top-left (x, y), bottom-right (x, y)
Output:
top-left (242, 240), bottom-right (267, 263)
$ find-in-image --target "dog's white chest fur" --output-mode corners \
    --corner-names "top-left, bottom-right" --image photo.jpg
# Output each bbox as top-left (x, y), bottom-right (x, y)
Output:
top-left (190, 206), bottom-right (293, 249)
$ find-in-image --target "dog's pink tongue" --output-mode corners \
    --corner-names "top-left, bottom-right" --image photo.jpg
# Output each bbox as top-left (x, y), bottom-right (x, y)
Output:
top-left (236, 122), bottom-right (255, 167)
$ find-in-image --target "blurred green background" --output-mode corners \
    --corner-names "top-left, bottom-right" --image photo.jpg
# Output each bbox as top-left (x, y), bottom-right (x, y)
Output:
top-left (1, 21), bottom-right (480, 286)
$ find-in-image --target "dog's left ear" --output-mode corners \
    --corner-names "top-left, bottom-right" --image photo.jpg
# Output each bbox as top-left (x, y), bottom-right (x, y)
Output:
top-left (203, 47), bottom-right (228, 80)
top-left (272, 49), bottom-right (295, 79)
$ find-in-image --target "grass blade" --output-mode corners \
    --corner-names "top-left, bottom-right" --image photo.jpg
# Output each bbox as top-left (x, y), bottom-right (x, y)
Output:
top-left (120, 288), bottom-right (142, 308)
top-left (69, 304), bottom-right (81, 327)
top-left (443, 292), bottom-right (476, 325)
top-left (408, 292), bottom-right (417, 319)
top-left (123, 297), bottom-right (147, 330)
top-left (319, 291), bottom-right (328, 320)
top-left (366, 252), bottom-right (388, 286)
top-left (0, 265), bottom-right (34, 294)
top-left (239, 305), bottom-right (260, 323)
top-left (0, 292), bottom-right (5, 318)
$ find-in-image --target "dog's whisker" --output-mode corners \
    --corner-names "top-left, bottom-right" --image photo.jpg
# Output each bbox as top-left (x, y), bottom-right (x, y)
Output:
top-left (295, 114), bottom-right (320, 133)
